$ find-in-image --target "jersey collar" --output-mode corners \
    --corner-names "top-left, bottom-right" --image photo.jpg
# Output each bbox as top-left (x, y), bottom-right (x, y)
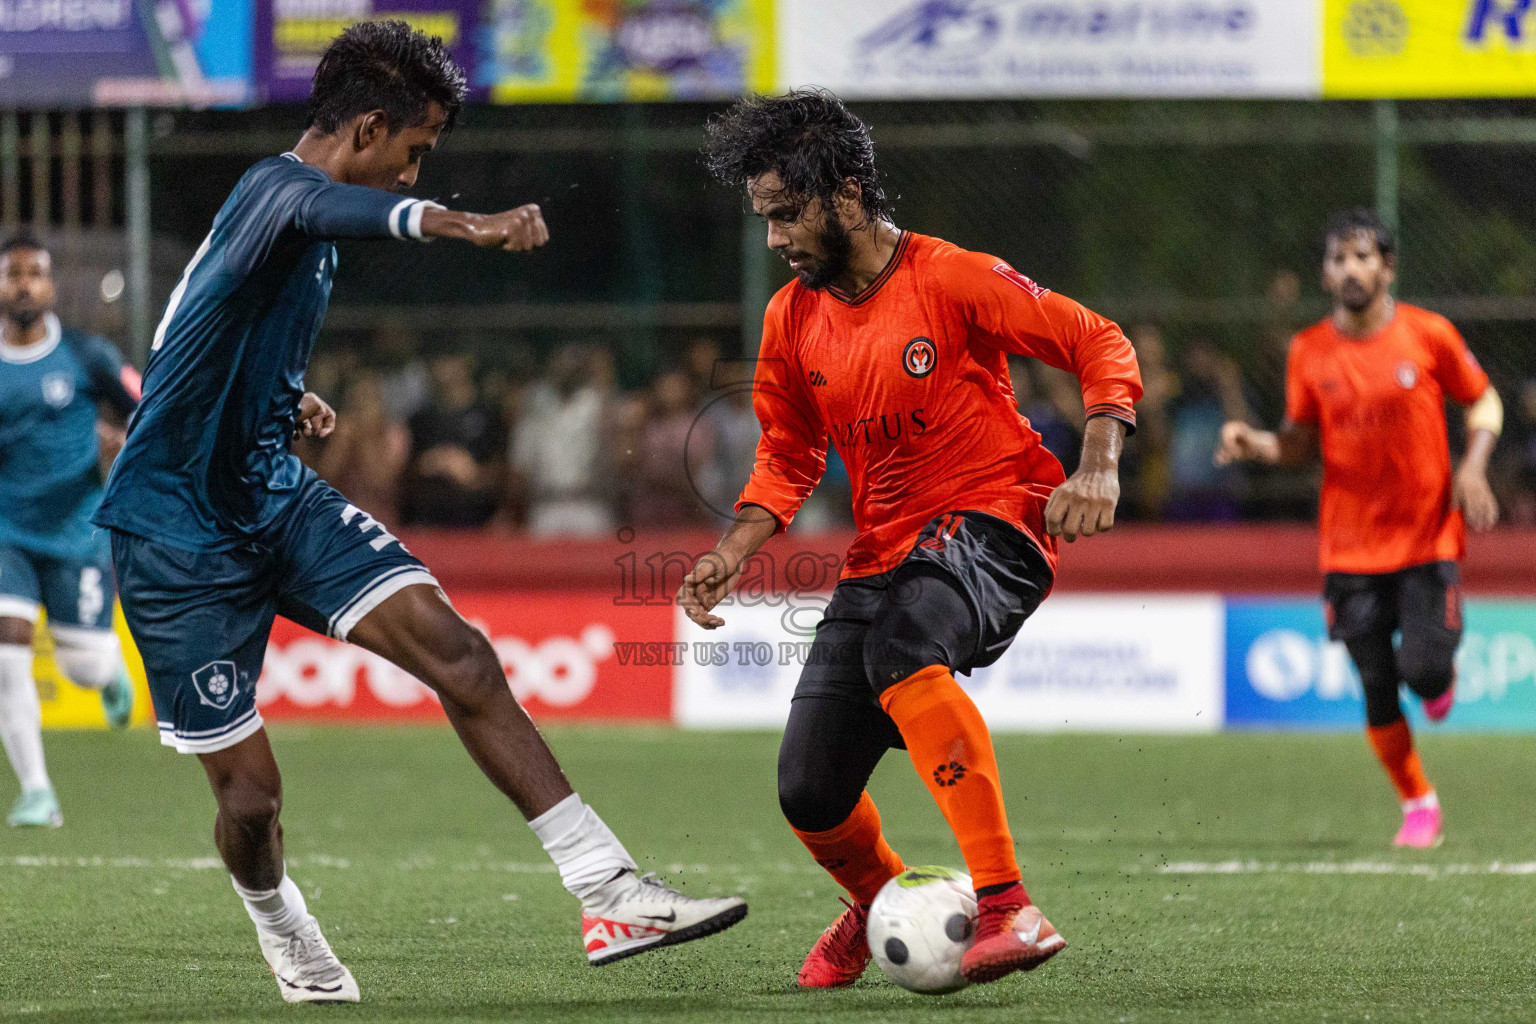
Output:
top-left (826, 231), bottom-right (911, 307)
top-left (0, 312), bottom-right (61, 364)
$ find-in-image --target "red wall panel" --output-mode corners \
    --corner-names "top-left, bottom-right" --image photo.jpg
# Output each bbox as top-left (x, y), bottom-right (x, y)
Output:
top-left (257, 592), bottom-right (675, 723)
top-left (397, 526), bottom-right (1536, 595)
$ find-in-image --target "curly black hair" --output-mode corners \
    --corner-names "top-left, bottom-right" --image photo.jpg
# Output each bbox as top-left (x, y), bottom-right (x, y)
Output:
top-left (308, 20), bottom-right (467, 137)
top-left (1324, 207), bottom-right (1395, 260)
top-left (702, 88), bottom-right (891, 224)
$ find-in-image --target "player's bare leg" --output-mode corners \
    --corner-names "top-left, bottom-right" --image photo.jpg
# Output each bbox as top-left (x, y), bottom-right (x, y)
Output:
top-left (348, 583), bottom-right (746, 963)
top-left (348, 584), bottom-right (572, 816)
top-left (199, 731), bottom-right (358, 1003)
top-left (0, 615), bottom-right (59, 827)
top-left (199, 731), bottom-right (285, 889)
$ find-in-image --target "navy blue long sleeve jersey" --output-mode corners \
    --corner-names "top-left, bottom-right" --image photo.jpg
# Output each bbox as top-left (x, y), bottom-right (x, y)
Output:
top-left (95, 153), bottom-right (438, 550)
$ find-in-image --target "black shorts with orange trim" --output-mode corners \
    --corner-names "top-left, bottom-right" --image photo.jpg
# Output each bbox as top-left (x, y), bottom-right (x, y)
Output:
top-left (1323, 559), bottom-right (1462, 646)
top-left (792, 510), bottom-right (1053, 715)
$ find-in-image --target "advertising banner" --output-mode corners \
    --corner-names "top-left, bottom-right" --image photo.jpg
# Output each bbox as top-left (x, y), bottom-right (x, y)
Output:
top-left (0, 0), bottom-right (254, 107)
top-left (256, 592), bottom-right (674, 722)
top-left (483, 0), bottom-right (775, 102)
top-left (780, 0), bottom-right (1320, 99)
top-left (257, 0), bottom-right (484, 103)
top-left (1323, 0), bottom-right (1536, 98)
top-left (1226, 598), bottom-right (1536, 730)
top-left (674, 595), bottom-right (1226, 731)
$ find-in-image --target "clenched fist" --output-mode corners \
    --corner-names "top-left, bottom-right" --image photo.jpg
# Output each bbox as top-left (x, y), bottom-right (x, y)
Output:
top-left (296, 391), bottom-right (336, 439)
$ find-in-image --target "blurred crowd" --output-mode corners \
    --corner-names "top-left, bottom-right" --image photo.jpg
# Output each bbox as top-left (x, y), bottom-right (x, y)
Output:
top-left (296, 300), bottom-right (1536, 536)
top-left (297, 330), bottom-right (760, 536)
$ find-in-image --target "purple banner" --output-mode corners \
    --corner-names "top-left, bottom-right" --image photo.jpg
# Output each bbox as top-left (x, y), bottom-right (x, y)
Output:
top-left (256, 0), bottom-right (485, 104)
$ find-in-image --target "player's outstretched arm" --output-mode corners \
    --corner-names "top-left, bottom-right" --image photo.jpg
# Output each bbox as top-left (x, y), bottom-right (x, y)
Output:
top-left (1214, 420), bottom-right (1317, 467)
top-left (1045, 416), bottom-right (1125, 543)
top-left (420, 204), bottom-right (550, 251)
top-left (678, 505), bottom-right (779, 629)
top-left (285, 171), bottom-right (548, 252)
top-left (1453, 386), bottom-right (1503, 532)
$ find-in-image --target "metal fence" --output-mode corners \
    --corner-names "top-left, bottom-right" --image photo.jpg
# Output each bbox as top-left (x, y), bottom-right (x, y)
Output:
top-left (7, 98), bottom-right (1534, 521)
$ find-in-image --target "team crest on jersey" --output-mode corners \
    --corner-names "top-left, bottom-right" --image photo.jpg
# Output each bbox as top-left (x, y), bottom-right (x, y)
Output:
top-left (903, 337), bottom-right (937, 379)
top-left (1395, 361), bottom-right (1419, 389)
top-left (191, 660), bottom-right (239, 710)
top-left (40, 372), bottom-right (74, 409)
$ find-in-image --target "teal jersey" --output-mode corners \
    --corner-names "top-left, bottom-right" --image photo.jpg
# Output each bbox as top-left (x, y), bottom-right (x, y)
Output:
top-left (95, 153), bottom-right (436, 551)
top-left (0, 313), bottom-right (139, 559)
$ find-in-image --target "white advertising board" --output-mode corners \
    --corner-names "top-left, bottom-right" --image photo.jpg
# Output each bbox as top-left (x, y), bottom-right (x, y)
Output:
top-left (781, 0), bottom-right (1320, 99)
top-left (675, 594), bottom-right (1225, 731)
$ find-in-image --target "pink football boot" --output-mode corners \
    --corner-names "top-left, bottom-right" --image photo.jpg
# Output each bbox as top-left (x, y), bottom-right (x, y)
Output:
top-left (1393, 794), bottom-right (1443, 848)
top-left (1422, 685), bottom-right (1455, 724)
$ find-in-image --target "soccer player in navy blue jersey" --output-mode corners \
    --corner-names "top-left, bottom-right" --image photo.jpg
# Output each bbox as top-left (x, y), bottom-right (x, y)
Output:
top-left (94, 22), bottom-right (743, 1003)
top-left (0, 235), bottom-right (140, 829)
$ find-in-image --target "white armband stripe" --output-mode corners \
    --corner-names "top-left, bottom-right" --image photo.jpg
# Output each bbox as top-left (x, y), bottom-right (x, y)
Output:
top-left (408, 200), bottom-right (444, 241)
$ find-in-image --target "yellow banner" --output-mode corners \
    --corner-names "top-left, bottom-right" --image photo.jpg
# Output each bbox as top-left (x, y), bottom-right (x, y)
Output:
top-left (36, 606), bottom-right (154, 730)
top-left (1324, 0), bottom-right (1536, 97)
top-left (485, 0), bottom-right (774, 103)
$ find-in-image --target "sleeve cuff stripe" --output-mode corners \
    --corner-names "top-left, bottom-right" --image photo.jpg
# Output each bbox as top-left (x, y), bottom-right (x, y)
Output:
top-left (1086, 408), bottom-right (1138, 434)
top-left (1086, 403), bottom-right (1136, 420)
top-left (387, 199), bottom-right (414, 240)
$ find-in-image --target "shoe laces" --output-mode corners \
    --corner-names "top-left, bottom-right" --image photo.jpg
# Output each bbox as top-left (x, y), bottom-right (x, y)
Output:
top-left (820, 899), bottom-right (870, 966)
top-left (286, 922), bottom-right (346, 985)
top-left (630, 871), bottom-right (691, 905)
top-left (973, 896), bottom-right (1026, 939)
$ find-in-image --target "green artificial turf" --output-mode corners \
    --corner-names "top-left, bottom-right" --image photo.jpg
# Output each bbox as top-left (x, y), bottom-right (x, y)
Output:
top-left (3, 726), bottom-right (1535, 1023)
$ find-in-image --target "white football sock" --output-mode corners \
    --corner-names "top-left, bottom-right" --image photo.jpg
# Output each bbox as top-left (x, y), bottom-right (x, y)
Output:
top-left (233, 870), bottom-right (310, 937)
top-left (528, 792), bottom-right (637, 903)
top-left (0, 643), bottom-right (49, 793)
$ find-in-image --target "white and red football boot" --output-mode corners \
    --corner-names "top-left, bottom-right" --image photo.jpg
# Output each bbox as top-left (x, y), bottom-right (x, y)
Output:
top-left (582, 871), bottom-right (747, 966)
top-left (256, 914), bottom-right (359, 1004)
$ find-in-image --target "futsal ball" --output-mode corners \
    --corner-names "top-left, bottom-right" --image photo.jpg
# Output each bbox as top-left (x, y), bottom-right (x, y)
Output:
top-left (868, 866), bottom-right (977, 994)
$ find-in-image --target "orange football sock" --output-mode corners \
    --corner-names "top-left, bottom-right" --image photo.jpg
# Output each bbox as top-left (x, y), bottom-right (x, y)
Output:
top-left (880, 665), bottom-right (1022, 892)
top-left (790, 791), bottom-right (905, 906)
top-left (1366, 719), bottom-right (1433, 802)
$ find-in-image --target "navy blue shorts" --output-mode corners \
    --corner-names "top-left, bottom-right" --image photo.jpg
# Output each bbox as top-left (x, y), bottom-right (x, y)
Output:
top-left (111, 479), bottom-right (437, 754)
top-left (0, 534), bottom-right (116, 636)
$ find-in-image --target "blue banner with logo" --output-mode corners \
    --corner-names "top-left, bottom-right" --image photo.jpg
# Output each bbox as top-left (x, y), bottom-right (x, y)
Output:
top-left (1226, 598), bottom-right (1536, 731)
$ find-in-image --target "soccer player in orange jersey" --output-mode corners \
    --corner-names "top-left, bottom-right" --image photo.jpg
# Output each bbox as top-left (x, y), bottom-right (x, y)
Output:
top-left (1217, 208), bottom-right (1503, 849)
top-left (680, 90), bottom-right (1142, 987)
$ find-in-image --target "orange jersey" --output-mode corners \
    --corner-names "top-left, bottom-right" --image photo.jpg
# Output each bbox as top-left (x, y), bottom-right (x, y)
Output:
top-left (738, 231), bottom-right (1142, 579)
top-left (1286, 303), bottom-right (1489, 575)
